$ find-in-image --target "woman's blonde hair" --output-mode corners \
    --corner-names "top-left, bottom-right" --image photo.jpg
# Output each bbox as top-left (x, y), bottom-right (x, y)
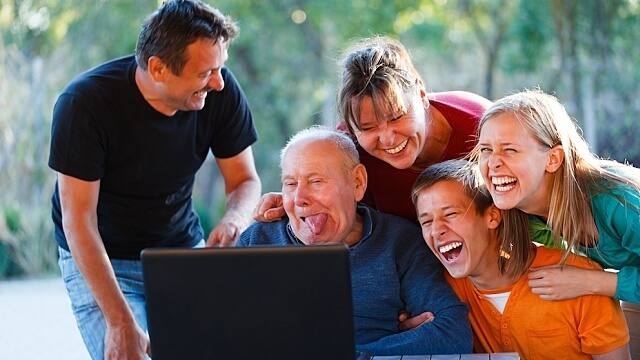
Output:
top-left (337, 36), bottom-right (424, 134)
top-left (472, 89), bottom-right (640, 261)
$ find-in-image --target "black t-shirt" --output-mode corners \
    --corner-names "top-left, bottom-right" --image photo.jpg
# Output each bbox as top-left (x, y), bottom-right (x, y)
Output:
top-left (49, 56), bottom-right (257, 259)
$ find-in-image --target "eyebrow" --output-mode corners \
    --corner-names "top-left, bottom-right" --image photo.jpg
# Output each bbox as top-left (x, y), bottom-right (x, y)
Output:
top-left (478, 141), bottom-right (519, 146)
top-left (417, 205), bottom-right (456, 219)
top-left (281, 172), bottom-right (324, 181)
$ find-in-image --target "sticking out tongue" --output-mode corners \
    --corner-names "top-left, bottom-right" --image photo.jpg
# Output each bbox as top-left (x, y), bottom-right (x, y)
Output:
top-left (304, 214), bottom-right (328, 235)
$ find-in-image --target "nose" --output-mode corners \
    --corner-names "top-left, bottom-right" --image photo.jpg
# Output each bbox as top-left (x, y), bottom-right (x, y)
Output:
top-left (377, 122), bottom-right (396, 148)
top-left (431, 218), bottom-right (448, 239)
top-left (208, 69), bottom-right (224, 91)
top-left (486, 152), bottom-right (503, 169)
top-left (293, 183), bottom-right (310, 207)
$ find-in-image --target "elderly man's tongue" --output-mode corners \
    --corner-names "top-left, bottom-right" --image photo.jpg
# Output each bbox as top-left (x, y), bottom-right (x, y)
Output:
top-left (304, 214), bottom-right (328, 235)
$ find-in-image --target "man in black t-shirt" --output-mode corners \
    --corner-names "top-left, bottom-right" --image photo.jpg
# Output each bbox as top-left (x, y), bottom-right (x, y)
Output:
top-left (48, 1), bottom-right (261, 358)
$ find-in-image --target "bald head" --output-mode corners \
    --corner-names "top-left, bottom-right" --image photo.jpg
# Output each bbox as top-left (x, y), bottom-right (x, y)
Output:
top-left (280, 126), bottom-right (360, 174)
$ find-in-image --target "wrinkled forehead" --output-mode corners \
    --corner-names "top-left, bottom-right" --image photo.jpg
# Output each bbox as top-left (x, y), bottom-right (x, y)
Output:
top-left (281, 140), bottom-right (346, 176)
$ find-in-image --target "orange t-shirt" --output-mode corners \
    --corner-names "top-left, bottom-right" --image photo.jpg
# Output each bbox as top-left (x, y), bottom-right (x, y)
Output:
top-left (447, 247), bottom-right (629, 359)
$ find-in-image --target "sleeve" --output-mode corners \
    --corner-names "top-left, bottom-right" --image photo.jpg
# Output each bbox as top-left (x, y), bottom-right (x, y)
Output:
top-left (576, 294), bottom-right (630, 354)
top-left (529, 215), bottom-right (559, 248)
top-left (209, 68), bottom-right (258, 159)
top-left (48, 93), bottom-right (106, 181)
top-left (357, 235), bottom-right (473, 355)
top-left (236, 221), bottom-right (260, 247)
top-left (236, 230), bottom-right (251, 247)
top-left (593, 188), bottom-right (640, 303)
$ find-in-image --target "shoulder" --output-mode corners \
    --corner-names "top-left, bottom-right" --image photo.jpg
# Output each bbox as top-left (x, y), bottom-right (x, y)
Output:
top-left (370, 207), bottom-right (421, 237)
top-left (428, 91), bottom-right (492, 115)
top-left (207, 67), bottom-right (246, 104)
top-left (533, 246), bottom-right (602, 270)
top-left (444, 272), bottom-right (471, 299)
top-left (366, 206), bottom-right (430, 260)
top-left (590, 183), bottom-right (640, 234)
top-left (237, 220), bottom-right (290, 247)
top-left (591, 182), bottom-right (640, 210)
top-left (63, 56), bottom-right (135, 98)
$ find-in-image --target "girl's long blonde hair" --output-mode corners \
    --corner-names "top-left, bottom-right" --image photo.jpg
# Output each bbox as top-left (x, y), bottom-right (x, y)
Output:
top-left (473, 90), bottom-right (640, 262)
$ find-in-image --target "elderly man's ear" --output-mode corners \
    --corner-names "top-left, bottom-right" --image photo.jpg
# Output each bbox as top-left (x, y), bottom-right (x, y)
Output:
top-left (353, 164), bottom-right (368, 202)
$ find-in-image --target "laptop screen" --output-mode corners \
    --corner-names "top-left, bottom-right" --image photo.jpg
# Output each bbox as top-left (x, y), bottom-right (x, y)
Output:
top-left (142, 245), bottom-right (355, 360)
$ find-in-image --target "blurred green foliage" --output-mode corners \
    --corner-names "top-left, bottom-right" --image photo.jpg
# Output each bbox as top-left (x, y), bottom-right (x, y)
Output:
top-left (1, 0), bottom-right (639, 277)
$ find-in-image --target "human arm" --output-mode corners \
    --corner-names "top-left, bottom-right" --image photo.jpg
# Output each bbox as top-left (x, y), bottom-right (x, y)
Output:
top-left (358, 240), bottom-right (472, 355)
top-left (251, 192), bottom-right (285, 222)
top-left (58, 173), bottom-right (149, 359)
top-left (573, 276), bottom-right (630, 359)
top-left (207, 146), bottom-right (261, 247)
top-left (528, 265), bottom-right (617, 301)
top-left (590, 187), bottom-right (640, 303)
top-left (397, 310), bottom-right (434, 331)
top-left (592, 344), bottom-right (631, 360)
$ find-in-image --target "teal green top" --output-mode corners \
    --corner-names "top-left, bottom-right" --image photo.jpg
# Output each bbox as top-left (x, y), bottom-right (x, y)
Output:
top-left (529, 185), bottom-right (640, 303)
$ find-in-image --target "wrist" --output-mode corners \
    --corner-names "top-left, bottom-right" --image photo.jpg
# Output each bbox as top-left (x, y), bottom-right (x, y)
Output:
top-left (104, 305), bottom-right (136, 328)
top-left (590, 269), bottom-right (617, 297)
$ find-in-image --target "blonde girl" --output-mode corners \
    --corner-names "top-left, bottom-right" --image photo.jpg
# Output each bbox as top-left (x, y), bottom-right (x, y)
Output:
top-left (472, 90), bottom-right (639, 356)
top-left (474, 89), bottom-right (640, 304)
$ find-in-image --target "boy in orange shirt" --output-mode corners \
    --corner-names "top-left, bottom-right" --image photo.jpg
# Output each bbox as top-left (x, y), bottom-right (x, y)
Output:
top-left (411, 159), bottom-right (630, 359)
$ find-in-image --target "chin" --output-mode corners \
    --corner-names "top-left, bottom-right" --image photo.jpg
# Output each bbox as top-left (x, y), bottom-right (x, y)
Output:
top-left (384, 156), bottom-right (414, 170)
top-left (300, 236), bottom-right (330, 246)
top-left (488, 194), bottom-right (513, 210)
top-left (445, 266), bottom-right (467, 279)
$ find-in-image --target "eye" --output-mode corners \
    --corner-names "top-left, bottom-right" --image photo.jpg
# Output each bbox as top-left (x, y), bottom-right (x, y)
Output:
top-left (389, 111), bottom-right (407, 123)
top-left (479, 147), bottom-right (492, 153)
top-left (504, 147), bottom-right (517, 153)
top-left (445, 212), bottom-right (457, 218)
top-left (420, 219), bottom-right (433, 227)
top-left (199, 70), bottom-right (212, 79)
top-left (283, 181), bottom-right (297, 187)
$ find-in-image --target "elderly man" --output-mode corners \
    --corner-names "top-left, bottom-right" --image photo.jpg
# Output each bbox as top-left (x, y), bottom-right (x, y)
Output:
top-left (238, 126), bottom-right (472, 356)
top-left (411, 159), bottom-right (630, 359)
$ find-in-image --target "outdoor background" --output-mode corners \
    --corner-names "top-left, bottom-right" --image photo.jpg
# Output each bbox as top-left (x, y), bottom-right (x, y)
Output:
top-left (1, 0), bottom-right (639, 280)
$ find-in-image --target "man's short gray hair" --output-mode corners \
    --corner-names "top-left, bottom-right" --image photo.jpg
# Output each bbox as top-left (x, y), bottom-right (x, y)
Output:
top-left (280, 126), bottom-right (360, 171)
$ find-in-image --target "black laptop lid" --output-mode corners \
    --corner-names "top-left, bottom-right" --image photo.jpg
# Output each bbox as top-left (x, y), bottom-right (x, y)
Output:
top-left (141, 245), bottom-right (355, 360)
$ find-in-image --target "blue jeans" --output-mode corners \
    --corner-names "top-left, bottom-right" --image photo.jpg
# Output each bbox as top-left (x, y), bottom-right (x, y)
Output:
top-left (58, 241), bottom-right (204, 360)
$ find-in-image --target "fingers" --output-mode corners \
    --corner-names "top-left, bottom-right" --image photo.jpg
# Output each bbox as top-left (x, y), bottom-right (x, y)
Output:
top-left (206, 224), bottom-right (238, 247)
top-left (528, 266), bottom-right (560, 280)
top-left (529, 264), bottom-right (561, 272)
top-left (398, 311), bottom-right (434, 331)
top-left (263, 207), bottom-right (286, 222)
top-left (253, 192), bottom-right (284, 222)
top-left (397, 310), bottom-right (410, 322)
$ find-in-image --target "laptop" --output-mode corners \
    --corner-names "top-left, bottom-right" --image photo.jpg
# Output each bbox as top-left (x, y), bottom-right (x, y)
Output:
top-left (141, 244), bottom-right (356, 360)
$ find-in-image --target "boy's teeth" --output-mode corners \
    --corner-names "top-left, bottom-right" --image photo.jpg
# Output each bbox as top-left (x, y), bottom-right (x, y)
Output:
top-left (384, 139), bottom-right (408, 154)
top-left (439, 241), bottom-right (462, 253)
